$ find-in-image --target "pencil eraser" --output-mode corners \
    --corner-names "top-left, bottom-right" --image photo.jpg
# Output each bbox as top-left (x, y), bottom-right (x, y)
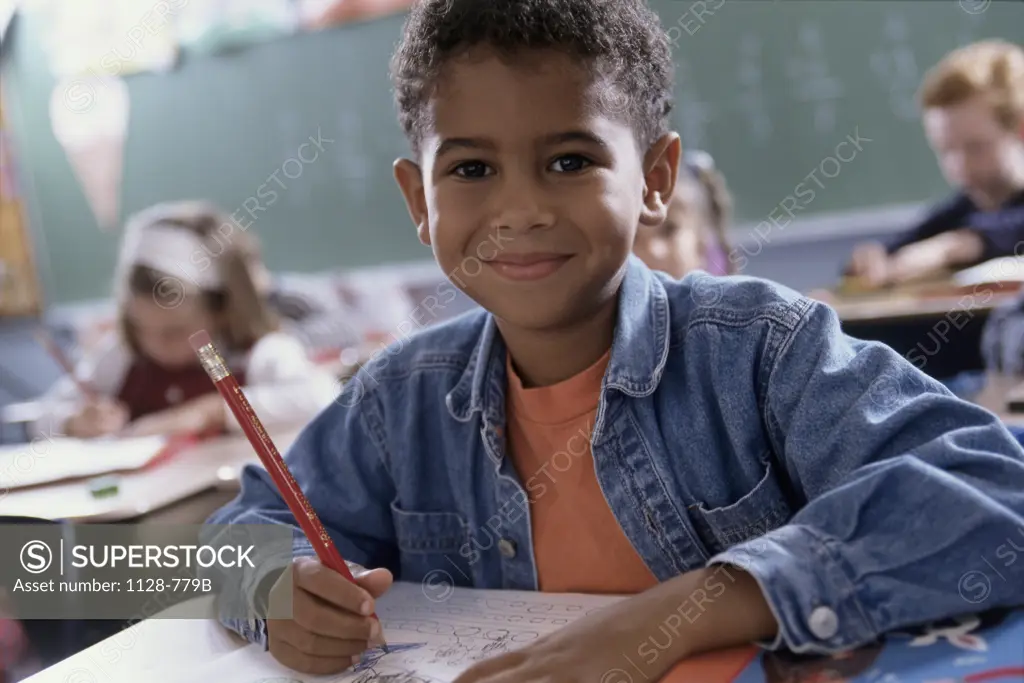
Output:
top-left (189, 329), bottom-right (213, 352)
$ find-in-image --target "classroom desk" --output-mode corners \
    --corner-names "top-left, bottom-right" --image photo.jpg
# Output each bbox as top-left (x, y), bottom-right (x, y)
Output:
top-left (0, 428), bottom-right (302, 523)
top-left (827, 284), bottom-right (1020, 380)
top-left (22, 595), bottom-right (241, 683)
top-left (25, 596), bottom-right (1024, 683)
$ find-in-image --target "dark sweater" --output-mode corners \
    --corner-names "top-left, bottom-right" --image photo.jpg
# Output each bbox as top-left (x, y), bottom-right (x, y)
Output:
top-left (886, 189), bottom-right (1024, 263)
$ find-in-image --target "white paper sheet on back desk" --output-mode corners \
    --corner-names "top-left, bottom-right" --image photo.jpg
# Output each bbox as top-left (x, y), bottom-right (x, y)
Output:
top-left (177, 581), bottom-right (625, 682)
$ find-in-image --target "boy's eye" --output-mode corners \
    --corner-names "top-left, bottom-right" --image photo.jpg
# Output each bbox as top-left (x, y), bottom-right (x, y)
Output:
top-left (549, 154), bottom-right (592, 173)
top-left (453, 161), bottom-right (492, 178)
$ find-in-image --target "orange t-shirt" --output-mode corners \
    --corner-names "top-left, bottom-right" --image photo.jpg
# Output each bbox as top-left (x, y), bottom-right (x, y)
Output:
top-left (505, 350), bottom-right (757, 682)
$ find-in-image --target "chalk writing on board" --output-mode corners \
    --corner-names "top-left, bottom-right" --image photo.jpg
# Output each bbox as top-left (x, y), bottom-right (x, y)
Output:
top-left (869, 13), bottom-right (920, 122)
top-left (735, 32), bottom-right (772, 146)
top-left (675, 61), bottom-right (715, 149)
top-left (787, 22), bottom-right (844, 135)
top-left (336, 108), bottom-right (371, 186)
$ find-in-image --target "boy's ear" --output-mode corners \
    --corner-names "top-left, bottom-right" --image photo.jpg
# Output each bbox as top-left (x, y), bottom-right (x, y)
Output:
top-left (393, 158), bottom-right (430, 246)
top-left (639, 133), bottom-right (681, 228)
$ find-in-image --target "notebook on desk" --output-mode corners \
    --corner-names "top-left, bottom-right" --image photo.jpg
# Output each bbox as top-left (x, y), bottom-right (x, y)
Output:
top-left (954, 256), bottom-right (1024, 287)
top-left (160, 584), bottom-right (1024, 683)
top-left (0, 435), bottom-right (174, 490)
top-left (833, 257), bottom-right (1024, 301)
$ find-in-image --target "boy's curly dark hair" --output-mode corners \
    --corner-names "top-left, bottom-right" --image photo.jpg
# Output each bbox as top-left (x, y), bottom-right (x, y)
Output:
top-left (390, 0), bottom-right (675, 157)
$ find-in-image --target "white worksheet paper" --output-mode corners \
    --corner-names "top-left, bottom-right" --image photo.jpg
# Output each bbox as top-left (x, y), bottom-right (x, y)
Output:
top-left (0, 435), bottom-right (168, 489)
top-left (176, 582), bottom-right (626, 682)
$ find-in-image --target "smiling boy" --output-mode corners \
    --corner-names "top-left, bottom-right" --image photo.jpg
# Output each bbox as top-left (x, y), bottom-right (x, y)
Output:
top-left (205, 2), bottom-right (1024, 680)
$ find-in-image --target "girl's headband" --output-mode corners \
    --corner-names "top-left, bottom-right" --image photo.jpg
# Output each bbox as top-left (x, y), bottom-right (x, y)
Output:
top-left (118, 222), bottom-right (222, 290)
top-left (684, 149), bottom-right (716, 177)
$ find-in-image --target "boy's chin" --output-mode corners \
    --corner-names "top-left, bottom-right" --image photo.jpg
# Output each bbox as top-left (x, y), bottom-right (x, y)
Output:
top-left (487, 297), bottom-right (596, 333)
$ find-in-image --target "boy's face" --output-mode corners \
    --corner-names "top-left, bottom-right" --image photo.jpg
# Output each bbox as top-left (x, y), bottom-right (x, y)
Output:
top-left (395, 48), bottom-right (679, 331)
top-left (923, 94), bottom-right (1024, 209)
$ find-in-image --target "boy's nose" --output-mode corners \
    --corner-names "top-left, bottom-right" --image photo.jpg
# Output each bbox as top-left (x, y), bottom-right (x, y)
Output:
top-left (491, 207), bottom-right (555, 233)
top-left (489, 181), bottom-right (555, 233)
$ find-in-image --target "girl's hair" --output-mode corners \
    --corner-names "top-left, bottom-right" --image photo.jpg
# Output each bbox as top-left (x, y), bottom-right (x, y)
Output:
top-left (683, 151), bottom-right (736, 275)
top-left (115, 200), bottom-right (279, 354)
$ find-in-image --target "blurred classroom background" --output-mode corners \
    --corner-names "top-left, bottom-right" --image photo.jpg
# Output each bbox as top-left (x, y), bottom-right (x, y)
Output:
top-left (0, 0), bottom-right (1022, 429)
top-left (0, 0), bottom-right (1022, 675)
top-left (0, 0), bottom-right (1022, 423)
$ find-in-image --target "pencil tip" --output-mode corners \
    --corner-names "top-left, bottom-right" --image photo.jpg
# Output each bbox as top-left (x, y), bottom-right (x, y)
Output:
top-left (382, 641), bottom-right (390, 654)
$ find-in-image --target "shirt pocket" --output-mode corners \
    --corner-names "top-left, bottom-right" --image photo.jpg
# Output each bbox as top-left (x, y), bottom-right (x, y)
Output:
top-left (686, 457), bottom-right (792, 558)
top-left (390, 502), bottom-right (473, 584)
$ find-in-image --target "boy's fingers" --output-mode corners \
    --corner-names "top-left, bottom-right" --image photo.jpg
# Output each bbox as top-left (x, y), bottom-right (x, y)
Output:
top-left (354, 568), bottom-right (393, 599)
top-left (274, 622), bottom-right (368, 658)
top-left (270, 638), bottom-right (356, 676)
top-left (294, 558), bottom-right (374, 615)
top-left (292, 588), bottom-right (376, 640)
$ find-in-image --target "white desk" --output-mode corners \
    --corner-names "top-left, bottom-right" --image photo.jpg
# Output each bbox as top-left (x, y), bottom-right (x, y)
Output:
top-left (23, 596), bottom-right (246, 683)
top-left (0, 429), bottom-right (302, 522)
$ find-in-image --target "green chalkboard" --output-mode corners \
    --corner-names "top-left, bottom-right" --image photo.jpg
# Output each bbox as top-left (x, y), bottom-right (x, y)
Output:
top-left (3, 1), bottom-right (1024, 304)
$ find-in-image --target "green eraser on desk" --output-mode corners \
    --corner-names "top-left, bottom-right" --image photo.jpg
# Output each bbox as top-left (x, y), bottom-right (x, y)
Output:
top-left (88, 475), bottom-right (120, 498)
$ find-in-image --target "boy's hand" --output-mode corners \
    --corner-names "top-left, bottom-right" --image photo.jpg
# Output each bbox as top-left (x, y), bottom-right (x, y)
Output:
top-left (65, 399), bottom-right (129, 438)
top-left (847, 242), bottom-right (891, 289)
top-left (452, 566), bottom-right (777, 683)
top-left (887, 230), bottom-right (982, 285)
top-left (451, 590), bottom-right (672, 683)
top-left (266, 557), bottom-right (393, 675)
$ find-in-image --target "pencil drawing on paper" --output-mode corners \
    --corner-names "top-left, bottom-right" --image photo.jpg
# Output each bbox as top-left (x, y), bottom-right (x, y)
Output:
top-left (350, 671), bottom-right (440, 683)
top-left (216, 585), bottom-right (624, 683)
top-left (353, 643), bottom-right (428, 672)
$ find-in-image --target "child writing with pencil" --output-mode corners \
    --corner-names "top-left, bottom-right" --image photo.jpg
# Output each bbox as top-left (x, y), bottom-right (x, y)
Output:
top-left (845, 40), bottom-right (1024, 289)
top-left (32, 202), bottom-right (338, 439)
top-left (632, 149), bottom-right (735, 279)
top-left (205, 1), bottom-right (1024, 679)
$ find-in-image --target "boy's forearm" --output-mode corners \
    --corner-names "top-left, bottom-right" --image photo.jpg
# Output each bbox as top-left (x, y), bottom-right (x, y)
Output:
top-left (624, 565), bottom-right (777, 674)
top-left (945, 228), bottom-right (985, 265)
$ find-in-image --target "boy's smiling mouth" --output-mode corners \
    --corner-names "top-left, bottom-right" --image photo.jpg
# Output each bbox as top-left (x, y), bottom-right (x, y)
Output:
top-left (483, 252), bottom-right (574, 281)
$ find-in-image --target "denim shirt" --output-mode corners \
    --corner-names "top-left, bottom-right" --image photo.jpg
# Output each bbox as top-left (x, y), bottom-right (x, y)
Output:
top-left (205, 255), bottom-right (1024, 655)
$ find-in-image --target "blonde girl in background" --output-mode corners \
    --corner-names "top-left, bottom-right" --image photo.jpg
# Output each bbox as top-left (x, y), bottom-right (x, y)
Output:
top-left (33, 201), bottom-right (338, 439)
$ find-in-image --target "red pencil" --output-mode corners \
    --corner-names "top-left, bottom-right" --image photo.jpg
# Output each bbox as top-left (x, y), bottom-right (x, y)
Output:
top-left (189, 329), bottom-right (388, 653)
top-left (35, 330), bottom-right (97, 400)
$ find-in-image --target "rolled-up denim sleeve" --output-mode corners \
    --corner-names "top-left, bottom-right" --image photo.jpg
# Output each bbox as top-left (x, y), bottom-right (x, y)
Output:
top-left (200, 372), bottom-right (399, 648)
top-left (708, 299), bottom-right (1024, 655)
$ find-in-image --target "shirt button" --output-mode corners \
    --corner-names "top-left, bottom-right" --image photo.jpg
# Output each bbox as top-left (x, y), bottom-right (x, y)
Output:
top-left (808, 606), bottom-right (838, 640)
top-left (498, 538), bottom-right (517, 559)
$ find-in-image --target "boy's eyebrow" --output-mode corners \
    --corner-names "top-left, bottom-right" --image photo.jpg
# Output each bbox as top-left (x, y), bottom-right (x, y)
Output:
top-left (435, 137), bottom-right (496, 157)
top-left (539, 130), bottom-right (611, 150)
top-left (434, 131), bottom-right (611, 157)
